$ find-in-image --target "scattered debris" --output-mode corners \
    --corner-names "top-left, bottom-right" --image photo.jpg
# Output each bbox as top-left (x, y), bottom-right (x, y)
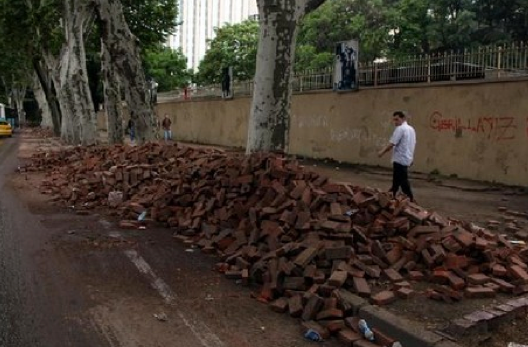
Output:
top-left (153, 312), bottom-right (168, 322)
top-left (22, 142), bottom-right (528, 345)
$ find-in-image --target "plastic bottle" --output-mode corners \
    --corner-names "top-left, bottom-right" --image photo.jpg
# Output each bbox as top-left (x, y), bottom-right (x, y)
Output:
top-left (358, 319), bottom-right (374, 341)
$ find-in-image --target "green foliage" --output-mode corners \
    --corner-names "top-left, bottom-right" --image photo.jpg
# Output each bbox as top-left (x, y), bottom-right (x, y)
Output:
top-left (295, 45), bottom-right (333, 71)
top-left (122, 0), bottom-right (178, 50)
top-left (195, 0), bottom-right (528, 84)
top-left (195, 20), bottom-right (259, 85)
top-left (144, 46), bottom-right (192, 91)
top-left (298, 0), bottom-right (393, 62)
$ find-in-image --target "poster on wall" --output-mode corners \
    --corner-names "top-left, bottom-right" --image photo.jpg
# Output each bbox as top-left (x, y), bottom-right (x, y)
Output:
top-left (221, 66), bottom-right (234, 100)
top-left (333, 40), bottom-right (359, 92)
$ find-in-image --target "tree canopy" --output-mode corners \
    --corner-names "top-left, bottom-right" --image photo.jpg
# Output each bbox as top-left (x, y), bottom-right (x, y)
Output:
top-left (144, 46), bottom-right (192, 91)
top-left (195, 0), bottom-right (528, 84)
top-left (195, 20), bottom-right (259, 85)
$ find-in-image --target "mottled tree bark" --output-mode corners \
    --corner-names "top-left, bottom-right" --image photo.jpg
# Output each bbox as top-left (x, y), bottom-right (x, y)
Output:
top-left (33, 58), bottom-right (62, 136)
top-left (246, 0), bottom-right (326, 154)
top-left (93, 0), bottom-right (154, 144)
top-left (54, 0), bottom-right (98, 145)
top-left (11, 84), bottom-right (27, 124)
top-left (33, 72), bottom-right (53, 128)
top-left (101, 42), bottom-right (124, 144)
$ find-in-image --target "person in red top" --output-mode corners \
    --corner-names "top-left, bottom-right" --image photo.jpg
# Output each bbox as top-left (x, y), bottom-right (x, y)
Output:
top-left (162, 114), bottom-right (172, 141)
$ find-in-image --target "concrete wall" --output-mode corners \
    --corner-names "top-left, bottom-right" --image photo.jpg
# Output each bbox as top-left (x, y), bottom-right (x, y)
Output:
top-left (156, 79), bottom-right (528, 186)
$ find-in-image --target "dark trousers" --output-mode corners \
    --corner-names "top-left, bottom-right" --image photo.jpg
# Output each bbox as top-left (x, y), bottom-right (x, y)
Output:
top-left (391, 162), bottom-right (414, 200)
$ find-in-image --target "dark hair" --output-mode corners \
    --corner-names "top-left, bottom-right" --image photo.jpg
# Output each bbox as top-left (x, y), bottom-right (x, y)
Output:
top-left (393, 111), bottom-right (406, 118)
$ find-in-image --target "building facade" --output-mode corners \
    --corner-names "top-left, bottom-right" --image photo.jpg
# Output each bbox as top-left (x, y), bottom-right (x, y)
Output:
top-left (169, 0), bottom-right (259, 71)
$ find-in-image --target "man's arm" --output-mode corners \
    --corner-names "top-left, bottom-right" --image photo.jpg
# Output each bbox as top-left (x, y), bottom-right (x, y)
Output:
top-left (378, 143), bottom-right (394, 158)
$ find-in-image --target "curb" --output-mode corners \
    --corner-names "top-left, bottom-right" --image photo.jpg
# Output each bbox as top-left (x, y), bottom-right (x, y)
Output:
top-left (357, 304), bottom-right (455, 347)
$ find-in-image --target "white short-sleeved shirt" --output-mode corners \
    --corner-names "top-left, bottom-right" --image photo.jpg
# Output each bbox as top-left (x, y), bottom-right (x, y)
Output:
top-left (390, 121), bottom-right (416, 166)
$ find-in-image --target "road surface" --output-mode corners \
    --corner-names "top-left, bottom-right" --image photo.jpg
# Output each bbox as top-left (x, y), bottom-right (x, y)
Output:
top-left (0, 135), bottom-right (341, 347)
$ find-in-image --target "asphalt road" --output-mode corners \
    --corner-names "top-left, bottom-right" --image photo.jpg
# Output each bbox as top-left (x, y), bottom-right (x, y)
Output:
top-left (0, 137), bottom-right (107, 347)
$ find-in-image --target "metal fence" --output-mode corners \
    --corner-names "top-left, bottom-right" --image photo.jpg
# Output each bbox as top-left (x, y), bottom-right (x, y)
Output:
top-left (158, 42), bottom-right (528, 101)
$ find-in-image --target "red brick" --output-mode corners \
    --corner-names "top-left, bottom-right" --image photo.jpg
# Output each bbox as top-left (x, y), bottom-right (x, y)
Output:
top-left (337, 329), bottom-right (362, 344)
top-left (492, 264), bottom-right (508, 277)
top-left (409, 271), bottom-right (425, 281)
top-left (445, 254), bottom-right (469, 270)
top-left (393, 281), bottom-right (411, 289)
top-left (409, 225), bottom-right (440, 238)
top-left (302, 294), bottom-right (324, 321)
top-left (321, 320), bottom-right (346, 333)
top-left (288, 295), bottom-right (304, 317)
top-left (491, 278), bottom-right (515, 293)
top-left (509, 265), bottom-right (528, 283)
top-left (352, 277), bottom-right (372, 297)
top-left (396, 287), bottom-right (414, 299)
top-left (282, 276), bottom-right (306, 291)
top-left (372, 327), bottom-right (396, 346)
top-left (433, 270), bottom-right (450, 284)
top-left (323, 297), bottom-right (338, 310)
top-left (325, 246), bottom-right (354, 260)
top-left (467, 273), bottom-right (490, 285)
top-left (475, 237), bottom-right (488, 250)
top-left (294, 247), bottom-right (318, 268)
top-left (316, 308), bottom-right (344, 321)
top-left (370, 291), bottom-right (397, 305)
top-left (386, 246), bottom-right (403, 265)
top-left (448, 272), bottom-right (466, 290)
top-left (465, 286), bottom-right (496, 299)
top-left (270, 297), bottom-right (289, 313)
top-left (328, 270), bottom-right (348, 287)
top-left (383, 268), bottom-right (404, 283)
top-left (453, 230), bottom-right (475, 248)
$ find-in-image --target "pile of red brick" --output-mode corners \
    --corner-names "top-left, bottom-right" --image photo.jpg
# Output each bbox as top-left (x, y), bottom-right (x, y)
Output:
top-left (25, 142), bottom-right (528, 343)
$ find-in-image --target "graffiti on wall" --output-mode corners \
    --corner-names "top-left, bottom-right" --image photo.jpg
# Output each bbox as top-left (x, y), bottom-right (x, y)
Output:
top-left (429, 111), bottom-right (521, 141)
top-left (330, 127), bottom-right (388, 147)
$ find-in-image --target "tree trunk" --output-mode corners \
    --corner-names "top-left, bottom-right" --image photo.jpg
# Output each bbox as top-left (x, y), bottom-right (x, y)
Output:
top-left (246, 0), bottom-right (326, 154)
top-left (93, 0), bottom-right (155, 144)
top-left (55, 0), bottom-right (98, 145)
top-left (101, 41), bottom-right (124, 144)
top-left (33, 72), bottom-right (53, 129)
top-left (33, 58), bottom-right (62, 136)
top-left (11, 85), bottom-right (27, 125)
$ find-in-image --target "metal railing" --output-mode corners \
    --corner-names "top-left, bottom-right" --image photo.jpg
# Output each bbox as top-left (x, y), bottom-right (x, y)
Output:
top-left (158, 42), bottom-right (528, 101)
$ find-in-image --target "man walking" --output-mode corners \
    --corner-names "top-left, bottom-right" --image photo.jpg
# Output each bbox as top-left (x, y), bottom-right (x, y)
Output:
top-left (378, 111), bottom-right (416, 202)
top-left (162, 114), bottom-right (172, 141)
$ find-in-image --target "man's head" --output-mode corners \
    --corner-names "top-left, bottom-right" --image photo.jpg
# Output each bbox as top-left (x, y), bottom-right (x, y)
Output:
top-left (392, 111), bottom-right (406, 126)
top-left (164, 114), bottom-right (169, 119)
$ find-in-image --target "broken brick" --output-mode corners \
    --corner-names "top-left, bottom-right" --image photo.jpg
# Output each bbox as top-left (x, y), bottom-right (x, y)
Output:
top-left (465, 286), bottom-right (496, 299)
top-left (328, 270), bottom-right (348, 287)
top-left (288, 295), bottom-right (304, 317)
top-left (316, 308), bottom-right (344, 321)
top-left (370, 291), bottom-right (397, 305)
top-left (270, 297), bottom-right (289, 313)
top-left (338, 329), bottom-right (362, 344)
top-left (302, 295), bottom-right (324, 321)
top-left (467, 273), bottom-right (490, 285)
top-left (383, 268), bottom-right (404, 283)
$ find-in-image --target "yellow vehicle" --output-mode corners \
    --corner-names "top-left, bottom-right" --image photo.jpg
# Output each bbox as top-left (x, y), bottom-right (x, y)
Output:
top-left (0, 118), bottom-right (13, 137)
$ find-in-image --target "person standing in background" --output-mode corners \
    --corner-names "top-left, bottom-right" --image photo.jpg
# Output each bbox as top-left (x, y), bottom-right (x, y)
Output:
top-left (378, 111), bottom-right (417, 202)
top-left (162, 114), bottom-right (172, 142)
